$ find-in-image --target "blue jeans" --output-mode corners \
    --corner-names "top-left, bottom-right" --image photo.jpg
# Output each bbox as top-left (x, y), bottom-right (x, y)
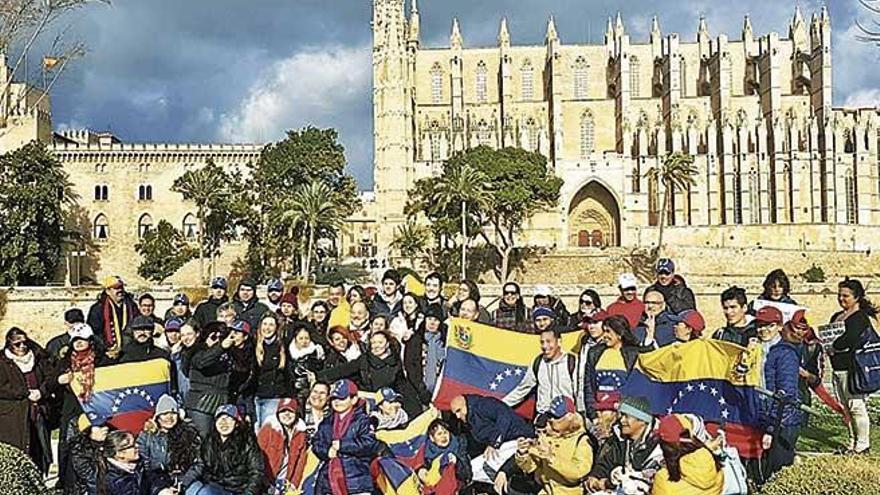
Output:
top-left (186, 481), bottom-right (236, 495)
top-left (254, 397), bottom-right (281, 431)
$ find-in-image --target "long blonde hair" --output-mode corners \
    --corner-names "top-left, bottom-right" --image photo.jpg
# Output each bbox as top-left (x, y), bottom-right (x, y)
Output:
top-left (255, 312), bottom-right (285, 369)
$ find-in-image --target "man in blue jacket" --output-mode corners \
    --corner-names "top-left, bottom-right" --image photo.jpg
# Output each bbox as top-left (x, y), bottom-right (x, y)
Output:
top-left (314, 379), bottom-right (383, 495)
top-left (756, 306), bottom-right (802, 483)
top-left (450, 394), bottom-right (535, 492)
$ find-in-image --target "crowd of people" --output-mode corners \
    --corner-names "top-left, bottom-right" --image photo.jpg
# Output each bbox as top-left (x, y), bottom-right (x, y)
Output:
top-left (0, 260), bottom-right (875, 495)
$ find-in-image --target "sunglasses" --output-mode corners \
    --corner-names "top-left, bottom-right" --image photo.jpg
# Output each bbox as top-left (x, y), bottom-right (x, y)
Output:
top-left (503, 290), bottom-right (519, 296)
top-left (117, 443), bottom-right (137, 451)
top-left (10, 341), bottom-right (27, 348)
top-left (580, 300), bottom-right (594, 305)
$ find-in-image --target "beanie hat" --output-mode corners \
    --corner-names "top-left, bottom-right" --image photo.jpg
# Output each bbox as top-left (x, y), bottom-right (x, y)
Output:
top-left (276, 397), bottom-right (300, 414)
top-left (533, 306), bottom-right (555, 321)
top-left (595, 391), bottom-right (621, 412)
top-left (424, 303), bottom-right (444, 320)
top-left (547, 395), bottom-right (577, 419)
top-left (656, 414), bottom-right (687, 444)
top-left (618, 396), bottom-right (653, 423)
top-left (102, 275), bottom-right (124, 289)
top-left (280, 292), bottom-right (299, 307)
top-left (64, 308), bottom-right (85, 324)
top-left (239, 278), bottom-right (257, 290)
top-left (153, 394), bottom-right (179, 418)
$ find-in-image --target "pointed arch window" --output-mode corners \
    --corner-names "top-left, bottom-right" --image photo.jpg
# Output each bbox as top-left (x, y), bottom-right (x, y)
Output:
top-left (94, 184), bottom-right (108, 201)
top-left (138, 184), bottom-right (153, 201)
top-left (648, 173), bottom-right (660, 226)
top-left (630, 56), bottom-right (641, 97)
top-left (430, 63), bottom-right (443, 104)
top-left (94, 214), bottom-right (109, 241)
top-left (475, 61), bottom-right (488, 103)
top-left (749, 169), bottom-right (761, 224)
top-left (580, 111), bottom-right (595, 157)
top-left (845, 169), bottom-right (858, 224)
top-left (525, 118), bottom-right (540, 152)
top-left (679, 59), bottom-right (688, 97)
top-left (476, 120), bottom-right (493, 147)
top-left (574, 57), bottom-right (588, 99)
top-left (138, 213), bottom-right (153, 239)
top-left (183, 213), bottom-right (199, 240)
top-left (521, 60), bottom-right (534, 100)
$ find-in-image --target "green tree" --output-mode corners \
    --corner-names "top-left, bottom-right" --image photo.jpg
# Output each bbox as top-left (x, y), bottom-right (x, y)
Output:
top-left (645, 152), bottom-right (697, 255)
top-left (390, 218), bottom-right (431, 269)
top-left (134, 220), bottom-right (198, 284)
top-left (0, 141), bottom-right (74, 285)
top-left (279, 181), bottom-right (343, 279)
top-left (244, 127), bottom-right (359, 279)
top-left (171, 159), bottom-right (241, 284)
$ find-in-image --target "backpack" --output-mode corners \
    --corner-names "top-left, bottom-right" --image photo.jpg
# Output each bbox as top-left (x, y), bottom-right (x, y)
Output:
top-left (532, 353), bottom-right (577, 381)
top-left (849, 322), bottom-right (880, 395)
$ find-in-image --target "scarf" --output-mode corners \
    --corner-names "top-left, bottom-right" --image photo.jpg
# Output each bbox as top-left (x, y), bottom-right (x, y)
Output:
top-left (4, 348), bottom-right (35, 374)
top-left (289, 341), bottom-right (325, 361)
top-left (70, 349), bottom-right (96, 402)
top-left (328, 409), bottom-right (356, 495)
top-left (107, 457), bottom-right (137, 473)
top-left (425, 434), bottom-right (461, 464)
top-left (102, 296), bottom-right (127, 351)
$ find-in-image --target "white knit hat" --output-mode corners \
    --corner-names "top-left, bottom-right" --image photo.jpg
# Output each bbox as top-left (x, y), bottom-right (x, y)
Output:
top-left (153, 394), bottom-right (179, 418)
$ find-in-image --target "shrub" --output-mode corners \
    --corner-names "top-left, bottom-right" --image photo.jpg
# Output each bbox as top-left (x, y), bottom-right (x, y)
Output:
top-left (801, 264), bottom-right (826, 283)
top-left (760, 454), bottom-right (880, 495)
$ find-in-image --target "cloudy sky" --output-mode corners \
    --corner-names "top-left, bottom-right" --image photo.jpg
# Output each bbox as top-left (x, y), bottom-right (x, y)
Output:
top-left (30, 0), bottom-right (880, 188)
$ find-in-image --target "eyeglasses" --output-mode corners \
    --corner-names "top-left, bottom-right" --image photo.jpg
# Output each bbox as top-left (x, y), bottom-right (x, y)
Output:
top-left (117, 443), bottom-right (137, 451)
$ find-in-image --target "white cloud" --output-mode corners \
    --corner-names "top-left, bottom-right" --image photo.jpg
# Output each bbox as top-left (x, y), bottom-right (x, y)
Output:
top-left (218, 44), bottom-right (371, 143)
top-left (844, 88), bottom-right (880, 108)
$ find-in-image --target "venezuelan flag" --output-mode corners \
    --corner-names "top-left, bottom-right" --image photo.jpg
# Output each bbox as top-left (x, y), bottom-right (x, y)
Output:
top-left (71, 358), bottom-right (171, 433)
top-left (433, 319), bottom-right (579, 418)
top-left (620, 340), bottom-right (764, 458)
top-left (377, 407), bottom-right (440, 468)
top-left (420, 455), bottom-right (458, 495)
top-left (290, 450), bottom-right (320, 495)
top-left (371, 457), bottom-right (422, 495)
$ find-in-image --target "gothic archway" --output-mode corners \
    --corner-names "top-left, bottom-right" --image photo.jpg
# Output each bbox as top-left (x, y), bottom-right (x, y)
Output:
top-left (568, 181), bottom-right (621, 247)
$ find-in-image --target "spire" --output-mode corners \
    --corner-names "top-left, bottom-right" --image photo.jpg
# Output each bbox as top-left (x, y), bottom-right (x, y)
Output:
top-left (604, 16), bottom-right (614, 43)
top-left (820, 5), bottom-right (830, 27)
top-left (451, 18), bottom-right (463, 49)
top-left (650, 15), bottom-right (661, 41)
top-left (697, 15), bottom-right (709, 39)
top-left (742, 15), bottom-right (753, 41)
top-left (546, 15), bottom-right (559, 44)
top-left (614, 12), bottom-right (625, 37)
top-left (789, 4), bottom-right (807, 47)
top-left (408, 0), bottom-right (420, 43)
top-left (498, 17), bottom-right (510, 48)
top-left (792, 4), bottom-right (805, 28)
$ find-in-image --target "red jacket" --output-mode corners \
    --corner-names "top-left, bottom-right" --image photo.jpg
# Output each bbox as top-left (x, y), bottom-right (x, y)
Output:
top-left (607, 297), bottom-right (645, 330)
top-left (256, 419), bottom-right (309, 488)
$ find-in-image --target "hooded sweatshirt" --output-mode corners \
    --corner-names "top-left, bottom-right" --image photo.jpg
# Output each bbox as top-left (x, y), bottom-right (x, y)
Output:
top-left (502, 352), bottom-right (576, 414)
top-left (515, 414), bottom-right (594, 495)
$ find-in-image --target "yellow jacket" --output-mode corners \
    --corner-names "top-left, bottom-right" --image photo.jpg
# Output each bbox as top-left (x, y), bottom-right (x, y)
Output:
top-left (651, 446), bottom-right (724, 495)
top-left (515, 416), bottom-right (593, 495)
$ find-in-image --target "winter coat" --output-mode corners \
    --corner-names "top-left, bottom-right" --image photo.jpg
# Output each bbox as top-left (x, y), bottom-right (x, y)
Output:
top-left (644, 276), bottom-right (696, 315)
top-left (184, 344), bottom-right (232, 415)
top-left (228, 342), bottom-right (257, 403)
top-left (830, 309), bottom-right (872, 371)
top-left (289, 343), bottom-right (325, 400)
top-left (0, 355), bottom-right (30, 453)
top-left (759, 340), bottom-right (802, 431)
top-left (69, 432), bottom-right (103, 495)
top-left (712, 320), bottom-right (757, 348)
top-left (589, 423), bottom-right (662, 482)
top-left (372, 291), bottom-right (404, 319)
top-left (256, 418), bottom-right (309, 489)
top-left (574, 334), bottom-right (601, 413)
top-left (532, 297), bottom-right (573, 330)
top-left (192, 295), bottom-right (228, 330)
top-left (493, 301), bottom-right (532, 333)
top-left (232, 293), bottom-right (271, 333)
top-left (87, 292), bottom-right (140, 354)
top-left (392, 315), bottom-right (432, 405)
top-left (317, 350), bottom-right (423, 418)
top-left (650, 447), bottom-right (724, 495)
top-left (136, 421), bottom-right (201, 488)
top-left (193, 427), bottom-right (265, 495)
top-left (0, 345), bottom-right (55, 473)
top-left (119, 341), bottom-right (170, 364)
top-left (464, 395), bottom-right (535, 449)
top-left (502, 352), bottom-right (576, 414)
top-left (254, 337), bottom-right (292, 399)
top-left (515, 415), bottom-right (594, 495)
top-left (634, 311), bottom-right (680, 348)
top-left (104, 459), bottom-right (169, 495)
top-left (421, 433), bottom-right (472, 488)
top-left (799, 340), bottom-right (824, 407)
top-left (313, 404), bottom-right (383, 495)
top-left (607, 297), bottom-right (646, 331)
top-left (54, 349), bottom-right (112, 433)
top-left (582, 344), bottom-right (640, 419)
top-left (323, 342), bottom-right (362, 370)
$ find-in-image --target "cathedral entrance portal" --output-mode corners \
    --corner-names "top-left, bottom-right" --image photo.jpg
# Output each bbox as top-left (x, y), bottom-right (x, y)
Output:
top-left (568, 181), bottom-right (620, 248)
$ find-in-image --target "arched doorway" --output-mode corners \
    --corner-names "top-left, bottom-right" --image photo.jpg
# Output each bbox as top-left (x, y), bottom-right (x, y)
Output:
top-left (568, 181), bottom-right (621, 247)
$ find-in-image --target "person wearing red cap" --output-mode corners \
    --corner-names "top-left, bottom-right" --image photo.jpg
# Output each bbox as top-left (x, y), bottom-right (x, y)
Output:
top-left (672, 310), bottom-right (706, 344)
top-left (651, 414), bottom-right (724, 495)
top-left (257, 398), bottom-right (309, 494)
top-left (514, 395), bottom-right (594, 495)
top-left (590, 391), bottom-right (621, 442)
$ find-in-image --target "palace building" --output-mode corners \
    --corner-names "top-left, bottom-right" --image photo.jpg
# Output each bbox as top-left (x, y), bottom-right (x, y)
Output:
top-left (372, 0), bottom-right (880, 253)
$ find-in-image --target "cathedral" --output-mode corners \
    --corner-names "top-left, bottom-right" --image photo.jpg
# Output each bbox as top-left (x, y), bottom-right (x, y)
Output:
top-left (372, 0), bottom-right (880, 253)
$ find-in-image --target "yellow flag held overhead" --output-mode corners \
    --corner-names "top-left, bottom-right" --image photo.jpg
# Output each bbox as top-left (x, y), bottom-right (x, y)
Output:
top-left (327, 297), bottom-right (351, 328)
top-left (402, 273), bottom-right (425, 297)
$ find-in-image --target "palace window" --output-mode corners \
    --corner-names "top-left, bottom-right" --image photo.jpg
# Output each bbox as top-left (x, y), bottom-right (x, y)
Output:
top-left (94, 185), bottom-right (109, 201)
top-left (431, 63), bottom-right (443, 104)
top-left (475, 61), bottom-right (488, 103)
top-left (138, 184), bottom-right (153, 201)
top-left (580, 111), bottom-right (595, 157)
top-left (138, 213), bottom-right (153, 239)
top-left (630, 56), bottom-right (640, 97)
top-left (183, 213), bottom-right (199, 239)
top-left (574, 57), bottom-right (588, 99)
top-left (93, 214), bottom-right (109, 241)
top-left (521, 60), bottom-right (534, 100)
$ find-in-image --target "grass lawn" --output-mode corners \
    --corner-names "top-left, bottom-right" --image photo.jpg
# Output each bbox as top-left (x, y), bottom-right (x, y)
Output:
top-left (797, 398), bottom-right (880, 453)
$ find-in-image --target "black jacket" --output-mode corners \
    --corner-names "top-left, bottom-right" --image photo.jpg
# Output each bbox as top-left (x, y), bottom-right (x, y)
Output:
top-left (400, 326), bottom-right (432, 405)
top-left (87, 292), bottom-right (140, 353)
top-left (229, 342), bottom-right (257, 402)
top-left (69, 432), bottom-right (102, 495)
top-left (104, 460), bottom-right (169, 495)
top-left (830, 310), bottom-right (871, 371)
top-left (232, 295), bottom-right (270, 332)
top-left (644, 275), bottom-right (697, 314)
top-left (712, 320), bottom-right (757, 348)
top-left (192, 427), bottom-right (265, 495)
top-left (119, 341), bottom-right (170, 365)
top-left (184, 344), bottom-right (232, 415)
top-left (193, 295), bottom-right (228, 330)
top-left (589, 424), bottom-right (661, 482)
top-left (254, 338), bottom-right (292, 399)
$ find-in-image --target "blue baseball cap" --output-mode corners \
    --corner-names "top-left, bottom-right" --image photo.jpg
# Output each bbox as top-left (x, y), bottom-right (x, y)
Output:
top-left (267, 278), bottom-right (284, 292)
top-left (214, 404), bottom-right (240, 420)
top-left (210, 276), bottom-right (228, 290)
top-left (655, 258), bottom-right (676, 274)
top-left (548, 395), bottom-right (577, 419)
top-left (172, 293), bottom-right (189, 306)
top-left (377, 387), bottom-right (402, 404)
top-left (164, 317), bottom-right (184, 332)
top-left (330, 379), bottom-right (359, 400)
top-left (229, 320), bottom-right (251, 335)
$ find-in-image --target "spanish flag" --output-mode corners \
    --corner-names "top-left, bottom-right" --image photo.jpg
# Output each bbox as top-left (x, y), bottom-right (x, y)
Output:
top-left (433, 319), bottom-right (579, 419)
top-left (71, 358), bottom-right (171, 433)
top-left (620, 339), bottom-right (764, 458)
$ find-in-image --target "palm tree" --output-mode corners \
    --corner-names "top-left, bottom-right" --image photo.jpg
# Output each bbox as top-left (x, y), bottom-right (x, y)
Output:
top-left (390, 218), bottom-right (430, 269)
top-left (431, 163), bottom-right (489, 280)
top-left (645, 152), bottom-right (697, 256)
top-left (281, 181), bottom-right (342, 279)
top-left (171, 161), bottom-right (231, 284)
